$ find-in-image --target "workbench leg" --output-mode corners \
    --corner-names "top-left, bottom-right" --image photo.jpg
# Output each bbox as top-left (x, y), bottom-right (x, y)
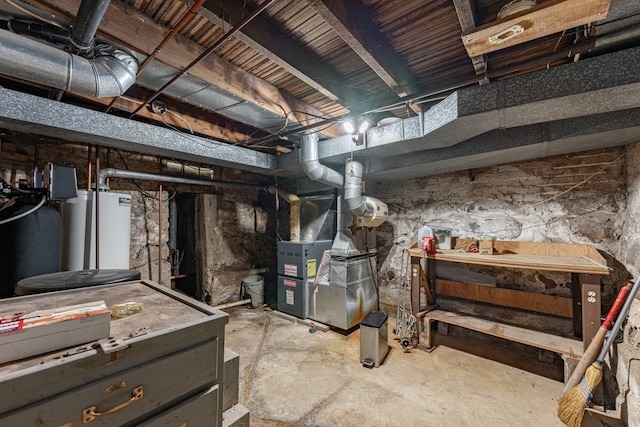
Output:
top-left (427, 256), bottom-right (436, 302)
top-left (572, 273), bottom-right (601, 352)
top-left (410, 256), bottom-right (421, 317)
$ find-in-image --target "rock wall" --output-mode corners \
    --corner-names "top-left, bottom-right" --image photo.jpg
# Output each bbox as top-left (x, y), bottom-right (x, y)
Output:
top-left (196, 190), bottom-right (276, 306)
top-left (128, 190), bottom-right (171, 287)
top-left (374, 147), bottom-right (629, 314)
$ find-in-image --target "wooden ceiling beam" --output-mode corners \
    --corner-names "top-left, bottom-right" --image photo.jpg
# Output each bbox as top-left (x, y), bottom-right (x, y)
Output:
top-left (309, 0), bottom-right (421, 112)
top-left (24, 0), bottom-right (341, 139)
top-left (461, 0), bottom-right (611, 57)
top-left (198, 0), bottom-right (359, 107)
top-left (452, 0), bottom-right (488, 83)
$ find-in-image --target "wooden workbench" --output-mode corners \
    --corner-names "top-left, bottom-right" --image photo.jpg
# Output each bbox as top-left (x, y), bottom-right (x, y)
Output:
top-left (409, 239), bottom-right (610, 356)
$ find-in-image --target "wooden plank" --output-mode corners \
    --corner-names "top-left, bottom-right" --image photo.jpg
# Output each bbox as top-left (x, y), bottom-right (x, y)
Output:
top-left (198, 0), bottom-right (360, 106)
top-left (435, 279), bottom-right (573, 318)
top-left (452, 0), bottom-right (488, 77)
top-left (424, 309), bottom-right (583, 357)
top-left (461, 0), bottom-right (611, 57)
top-left (408, 240), bottom-right (609, 275)
top-left (310, 0), bottom-right (420, 99)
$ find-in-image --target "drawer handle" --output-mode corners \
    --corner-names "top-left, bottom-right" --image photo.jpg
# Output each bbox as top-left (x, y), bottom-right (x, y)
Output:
top-left (82, 385), bottom-right (144, 423)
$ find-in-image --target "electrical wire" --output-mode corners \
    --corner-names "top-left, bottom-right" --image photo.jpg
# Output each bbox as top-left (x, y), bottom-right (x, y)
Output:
top-left (4, 0), bottom-right (69, 29)
top-left (0, 195), bottom-right (45, 225)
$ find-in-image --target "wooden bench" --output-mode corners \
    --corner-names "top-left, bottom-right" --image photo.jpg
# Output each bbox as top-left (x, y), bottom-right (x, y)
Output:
top-left (417, 309), bottom-right (583, 382)
top-left (409, 239), bottom-right (610, 354)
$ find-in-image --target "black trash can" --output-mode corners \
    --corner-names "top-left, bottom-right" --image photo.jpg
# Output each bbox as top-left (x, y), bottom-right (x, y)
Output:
top-left (14, 269), bottom-right (141, 296)
top-left (360, 311), bottom-right (389, 368)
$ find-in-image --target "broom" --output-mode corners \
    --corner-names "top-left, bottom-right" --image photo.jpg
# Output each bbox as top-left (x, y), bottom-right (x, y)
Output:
top-left (558, 276), bottom-right (640, 427)
top-left (561, 282), bottom-right (632, 394)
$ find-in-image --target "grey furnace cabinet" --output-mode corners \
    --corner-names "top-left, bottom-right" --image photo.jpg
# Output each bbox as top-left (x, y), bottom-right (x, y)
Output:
top-left (0, 280), bottom-right (228, 426)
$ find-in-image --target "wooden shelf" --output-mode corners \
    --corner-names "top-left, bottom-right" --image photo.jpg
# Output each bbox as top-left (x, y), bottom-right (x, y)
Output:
top-left (418, 309), bottom-right (583, 358)
top-left (408, 239), bottom-right (609, 275)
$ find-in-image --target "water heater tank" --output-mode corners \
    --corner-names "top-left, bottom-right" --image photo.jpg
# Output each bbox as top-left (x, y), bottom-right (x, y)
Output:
top-left (60, 190), bottom-right (131, 270)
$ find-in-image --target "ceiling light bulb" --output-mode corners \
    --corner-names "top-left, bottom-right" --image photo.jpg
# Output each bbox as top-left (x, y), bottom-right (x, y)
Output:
top-left (358, 119), bottom-right (371, 134)
top-left (342, 120), bottom-right (355, 134)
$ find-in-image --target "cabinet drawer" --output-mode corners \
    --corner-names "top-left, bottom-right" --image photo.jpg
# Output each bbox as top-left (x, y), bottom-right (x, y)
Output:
top-left (137, 385), bottom-right (218, 426)
top-left (0, 338), bottom-right (218, 427)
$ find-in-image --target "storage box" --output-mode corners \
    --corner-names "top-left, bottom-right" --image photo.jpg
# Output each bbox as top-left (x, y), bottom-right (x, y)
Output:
top-left (432, 227), bottom-right (453, 250)
top-left (479, 238), bottom-right (495, 255)
top-left (0, 301), bottom-right (110, 363)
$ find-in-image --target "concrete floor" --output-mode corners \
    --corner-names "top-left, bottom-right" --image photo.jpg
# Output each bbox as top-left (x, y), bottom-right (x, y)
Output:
top-left (223, 306), bottom-right (622, 427)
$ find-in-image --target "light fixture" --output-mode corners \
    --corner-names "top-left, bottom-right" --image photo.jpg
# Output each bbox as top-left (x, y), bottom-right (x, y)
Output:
top-left (358, 118), bottom-right (372, 134)
top-left (342, 119), bottom-right (355, 134)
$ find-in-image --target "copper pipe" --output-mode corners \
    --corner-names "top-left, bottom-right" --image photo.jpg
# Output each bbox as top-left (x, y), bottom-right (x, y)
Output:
top-left (95, 152), bottom-right (100, 269)
top-left (129, 0), bottom-right (277, 118)
top-left (87, 162), bottom-right (92, 191)
top-left (105, 0), bottom-right (206, 113)
top-left (138, 0), bottom-right (206, 76)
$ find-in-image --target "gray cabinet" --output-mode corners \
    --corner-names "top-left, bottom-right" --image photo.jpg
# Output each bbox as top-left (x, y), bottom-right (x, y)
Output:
top-left (0, 280), bottom-right (228, 426)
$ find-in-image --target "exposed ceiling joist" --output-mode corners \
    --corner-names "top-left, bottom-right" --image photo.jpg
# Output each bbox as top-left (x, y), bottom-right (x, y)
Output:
top-left (308, 0), bottom-right (421, 112)
top-left (452, 0), bottom-right (488, 82)
top-left (462, 0), bottom-right (611, 57)
top-left (31, 0), bottom-right (342, 138)
top-left (198, 0), bottom-right (357, 109)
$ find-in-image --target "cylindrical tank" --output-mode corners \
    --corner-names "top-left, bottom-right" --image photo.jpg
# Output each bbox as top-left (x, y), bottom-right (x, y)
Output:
top-left (60, 190), bottom-right (131, 270)
top-left (0, 203), bottom-right (60, 297)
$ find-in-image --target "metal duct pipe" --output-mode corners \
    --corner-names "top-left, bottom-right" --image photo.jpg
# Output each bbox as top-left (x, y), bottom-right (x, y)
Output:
top-left (0, 19), bottom-right (70, 45)
top-left (70, 0), bottom-right (111, 54)
top-left (301, 132), bottom-right (343, 188)
top-left (266, 186), bottom-right (300, 242)
top-left (98, 168), bottom-right (265, 191)
top-left (344, 160), bottom-right (372, 217)
top-left (0, 29), bottom-right (137, 97)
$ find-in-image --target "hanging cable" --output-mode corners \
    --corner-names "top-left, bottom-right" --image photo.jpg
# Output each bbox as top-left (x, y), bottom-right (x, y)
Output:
top-left (129, 0), bottom-right (277, 118)
top-left (0, 195), bottom-right (45, 225)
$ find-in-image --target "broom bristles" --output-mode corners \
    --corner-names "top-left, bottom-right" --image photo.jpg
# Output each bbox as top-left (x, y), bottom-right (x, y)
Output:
top-left (557, 363), bottom-right (604, 427)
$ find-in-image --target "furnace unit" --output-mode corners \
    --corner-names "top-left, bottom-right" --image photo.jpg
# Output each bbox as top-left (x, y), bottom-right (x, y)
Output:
top-left (277, 240), bottom-right (332, 318)
top-left (276, 194), bottom-right (335, 318)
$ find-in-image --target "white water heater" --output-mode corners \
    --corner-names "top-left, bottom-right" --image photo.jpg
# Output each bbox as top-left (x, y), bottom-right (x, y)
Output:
top-left (60, 190), bottom-right (132, 270)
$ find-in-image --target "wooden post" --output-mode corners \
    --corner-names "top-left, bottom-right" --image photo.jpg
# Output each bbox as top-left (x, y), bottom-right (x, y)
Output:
top-left (158, 184), bottom-right (162, 285)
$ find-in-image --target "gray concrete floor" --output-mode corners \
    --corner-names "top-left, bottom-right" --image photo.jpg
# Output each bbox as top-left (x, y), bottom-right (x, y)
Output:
top-left (223, 306), bottom-right (620, 426)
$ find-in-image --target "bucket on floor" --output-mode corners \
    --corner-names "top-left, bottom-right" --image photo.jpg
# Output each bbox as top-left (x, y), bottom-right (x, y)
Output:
top-left (243, 275), bottom-right (264, 307)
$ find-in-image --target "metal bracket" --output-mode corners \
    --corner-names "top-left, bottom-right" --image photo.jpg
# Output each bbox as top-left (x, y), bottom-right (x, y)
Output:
top-left (98, 337), bottom-right (128, 354)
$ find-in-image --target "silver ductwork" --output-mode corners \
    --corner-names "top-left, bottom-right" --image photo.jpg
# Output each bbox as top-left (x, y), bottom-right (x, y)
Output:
top-left (301, 132), bottom-right (387, 227)
top-left (344, 161), bottom-right (388, 227)
top-left (0, 29), bottom-right (137, 98)
top-left (301, 132), bottom-right (344, 188)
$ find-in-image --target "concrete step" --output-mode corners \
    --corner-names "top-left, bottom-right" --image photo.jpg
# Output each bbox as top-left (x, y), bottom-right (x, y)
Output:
top-left (223, 347), bottom-right (240, 412)
top-left (222, 403), bottom-right (250, 427)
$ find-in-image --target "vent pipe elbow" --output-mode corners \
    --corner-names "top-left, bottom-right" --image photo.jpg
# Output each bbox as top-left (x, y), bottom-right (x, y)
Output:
top-left (344, 160), bottom-right (370, 217)
top-left (301, 132), bottom-right (343, 188)
top-left (0, 30), bottom-right (138, 98)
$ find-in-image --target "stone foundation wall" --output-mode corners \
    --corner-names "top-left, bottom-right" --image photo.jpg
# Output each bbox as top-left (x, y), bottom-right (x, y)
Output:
top-left (373, 147), bottom-right (629, 313)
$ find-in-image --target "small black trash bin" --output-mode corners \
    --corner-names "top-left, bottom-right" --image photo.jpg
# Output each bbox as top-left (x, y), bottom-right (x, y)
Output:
top-left (360, 311), bottom-right (389, 368)
top-left (14, 269), bottom-right (141, 296)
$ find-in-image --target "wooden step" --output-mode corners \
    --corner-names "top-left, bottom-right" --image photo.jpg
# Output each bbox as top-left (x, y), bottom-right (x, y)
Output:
top-left (417, 309), bottom-right (583, 358)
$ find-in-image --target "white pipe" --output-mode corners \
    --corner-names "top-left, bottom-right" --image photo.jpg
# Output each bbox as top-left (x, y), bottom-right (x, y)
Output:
top-left (0, 29), bottom-right (137, 98)
top-left (98, 168), bottom-right (264, 190)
